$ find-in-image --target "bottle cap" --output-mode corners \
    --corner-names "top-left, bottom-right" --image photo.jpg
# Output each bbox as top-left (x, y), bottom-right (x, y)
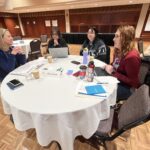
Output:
top-left (80, 65), bottom-right (87, 70)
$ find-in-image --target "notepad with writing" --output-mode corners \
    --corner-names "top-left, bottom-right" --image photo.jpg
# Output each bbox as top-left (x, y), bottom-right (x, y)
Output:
top-left (85, 84), bottom-right (106, 95)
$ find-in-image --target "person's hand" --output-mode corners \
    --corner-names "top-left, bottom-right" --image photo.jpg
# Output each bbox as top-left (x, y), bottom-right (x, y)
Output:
top-left (11, 46), bottom-right (24, 55)
top-left (54, 39), bottom-right (59, 46)
top-left (105, 64), bottom-right (114, 75)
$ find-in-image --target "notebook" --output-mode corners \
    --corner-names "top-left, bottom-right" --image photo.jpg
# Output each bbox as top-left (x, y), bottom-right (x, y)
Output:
top-left (85, 84), bottom-right (106, 95)
top-left (48, 47), bottom-right (68, 58)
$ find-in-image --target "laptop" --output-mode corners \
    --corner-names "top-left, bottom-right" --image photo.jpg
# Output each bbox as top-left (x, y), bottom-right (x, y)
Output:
top-left (48, 47), bottom-right (68, 58)
top-left (94, 67), bottom-right (109, 76)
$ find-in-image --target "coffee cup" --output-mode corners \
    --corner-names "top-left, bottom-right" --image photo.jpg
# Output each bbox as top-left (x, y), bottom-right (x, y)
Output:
top-left (32, 69), bottom-right (40, 79)
top-left (47, 55), bottom-right (52, 63)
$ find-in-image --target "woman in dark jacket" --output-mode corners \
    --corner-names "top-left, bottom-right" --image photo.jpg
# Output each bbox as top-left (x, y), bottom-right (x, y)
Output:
top-left (0, 28), bottom-right (26, 82)
top-left (48, 30), bottom-right (67, 48)
top-left (80, 27), bottom-right (109, 63)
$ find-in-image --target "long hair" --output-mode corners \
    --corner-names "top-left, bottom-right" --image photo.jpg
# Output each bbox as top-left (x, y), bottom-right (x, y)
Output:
top-left (0, 28), bottom-right (10, 51)
top-left (86, 26), bottom-right (99, 44)
top-left (118, 25), bottom-right (135, 56)
top-left (51, 29), bottom-right (61, 39)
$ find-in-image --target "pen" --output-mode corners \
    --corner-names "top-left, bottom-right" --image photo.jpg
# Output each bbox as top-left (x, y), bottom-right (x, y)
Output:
top-left (79, 92), bottom-right (107, 97)
top-left (97, 82), bottom-right (109, 84)
top-left (10, 73), bottom-right (26, 77)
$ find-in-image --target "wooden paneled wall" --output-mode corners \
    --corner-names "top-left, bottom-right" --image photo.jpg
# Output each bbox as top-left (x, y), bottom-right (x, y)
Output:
top-left (70, 4), bottom-right (142, 33)
top-left (0, 17), bottom-right (6, 28)
top-left (20, 11), bottom-right (66, 38)
top-left (1, 4), bottom-right (150, 39)
top-left (4, 17), bottom-right (22, 36)
top-left (0, 13), bottom-right (21, 36)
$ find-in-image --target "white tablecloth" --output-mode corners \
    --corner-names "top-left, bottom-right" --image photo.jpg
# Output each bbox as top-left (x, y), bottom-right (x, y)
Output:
top-left (1, 55), bottom-right (117, 150)
top-left (13, 39), bottom-right (32, 59)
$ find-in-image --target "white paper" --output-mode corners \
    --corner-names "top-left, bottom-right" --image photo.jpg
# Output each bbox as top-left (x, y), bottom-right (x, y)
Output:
top-left (52, 20), bottom-right (58, 27)
top-left (94, 76), bottom-right (120, 84)
top-left (45, 20), bottom-right (51, 27)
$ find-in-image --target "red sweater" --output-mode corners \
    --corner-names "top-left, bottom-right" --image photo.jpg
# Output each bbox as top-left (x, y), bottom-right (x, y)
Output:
top-left (113, 49), bottom-right (141, 88)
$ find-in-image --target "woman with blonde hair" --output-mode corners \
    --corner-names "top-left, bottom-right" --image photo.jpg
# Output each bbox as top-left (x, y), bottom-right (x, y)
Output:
top-left (105, 25), bottom-right (141, 101)
top-left (0, 28), bottom-right (26, 81)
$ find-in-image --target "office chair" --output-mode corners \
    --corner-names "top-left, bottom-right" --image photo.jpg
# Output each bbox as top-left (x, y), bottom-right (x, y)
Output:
top-left (40, 34), bottom-right (48, 43)
top-left (99, 45), bottom-right (110, 64)
top-left (139, 63), bottom-right (149, 85)
top-left (77, 84), bottom-right (150, 150)
top-left (29, 39), bottom-right (41, 60)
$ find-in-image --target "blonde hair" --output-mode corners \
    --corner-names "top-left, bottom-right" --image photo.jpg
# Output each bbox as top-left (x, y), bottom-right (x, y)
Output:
top-left (0, 28), bottom-right (10, 51)
top-left (118, 25), bottom-right (135, 56)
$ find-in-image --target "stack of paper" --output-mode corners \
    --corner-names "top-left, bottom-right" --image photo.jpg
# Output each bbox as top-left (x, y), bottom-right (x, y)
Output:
top-left (10, 61), bottom-right (45, 76)
top-left (94, 76), bottom-right (119, 84)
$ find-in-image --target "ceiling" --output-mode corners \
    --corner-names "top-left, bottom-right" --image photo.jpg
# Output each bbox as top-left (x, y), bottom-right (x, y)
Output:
top-left (0, 0), bottom-right (150, 13)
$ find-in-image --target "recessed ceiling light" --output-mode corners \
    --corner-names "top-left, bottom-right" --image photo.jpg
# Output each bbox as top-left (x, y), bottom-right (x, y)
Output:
top-left (129, 0), bottom-right (133, 3)
top-left (94, 3), bottom-right (98, 6)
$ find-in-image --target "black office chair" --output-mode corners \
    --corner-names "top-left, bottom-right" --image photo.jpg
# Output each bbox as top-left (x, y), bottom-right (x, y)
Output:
top-left (40, 34), bottom-right (48, 43)
top-left (98, 45), bottom-right (110, 64)
top-left (29, 39), bottom-right (41, 60)
top-left (139, 62), bottom-right (149, 85)
top-left (77, 84), bottom-right (150, 150)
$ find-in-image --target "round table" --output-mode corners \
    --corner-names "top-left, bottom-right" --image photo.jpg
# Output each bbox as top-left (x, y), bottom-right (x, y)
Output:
top-left (1, 55), bottom-right (117, 150)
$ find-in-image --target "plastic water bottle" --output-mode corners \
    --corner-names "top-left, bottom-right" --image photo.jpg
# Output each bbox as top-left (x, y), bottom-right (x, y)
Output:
top-left (83, 48), bottom-right (88, 65)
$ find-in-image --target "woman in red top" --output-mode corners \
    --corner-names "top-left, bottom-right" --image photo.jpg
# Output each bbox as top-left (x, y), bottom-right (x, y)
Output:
top-left (105, 25), bottom-right (141, 101)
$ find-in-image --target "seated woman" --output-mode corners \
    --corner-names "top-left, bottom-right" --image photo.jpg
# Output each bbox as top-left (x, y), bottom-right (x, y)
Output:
top-left (105, 25), bottom-right (141, 101)
top-left (80, 27), bottom-right (109, 63)
top-left (0, 28), bottom-right (26, 82)
top-left (48, 30), bottom-right (68, 48)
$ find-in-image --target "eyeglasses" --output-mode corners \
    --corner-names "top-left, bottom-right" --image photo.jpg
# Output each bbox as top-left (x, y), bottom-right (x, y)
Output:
top-left (114, 34), bottom-right (120, 38)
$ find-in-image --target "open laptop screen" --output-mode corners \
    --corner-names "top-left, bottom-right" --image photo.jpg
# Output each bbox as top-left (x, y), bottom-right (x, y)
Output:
top-left (48, 47), bottom-right (68, 58)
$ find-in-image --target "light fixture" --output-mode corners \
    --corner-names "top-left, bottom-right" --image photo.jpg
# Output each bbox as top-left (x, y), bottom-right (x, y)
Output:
top-left (14, 25), bottom-right (20, 28)
top-left (129, 0), bottom-right (133, 3)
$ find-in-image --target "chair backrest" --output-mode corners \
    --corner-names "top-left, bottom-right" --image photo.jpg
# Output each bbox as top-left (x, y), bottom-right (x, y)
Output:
top-left (118, 84), bottom-right (150, 129)
top-left (99, 45), bottom-right (110, 64)
top-left (40, 35), bottom-right (48, 43)
top-left (137, 40), bottom-right (143, 54)
top-left (30, 39), bottom-right (41, 53)
top-left (138, 63), bottom-right (149, 85)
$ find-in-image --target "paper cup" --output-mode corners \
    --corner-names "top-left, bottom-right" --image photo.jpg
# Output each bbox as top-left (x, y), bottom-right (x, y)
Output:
top-left (32, 69), bottom-right (40, 79)
top-left (47, 55), bottom-right (52, 63)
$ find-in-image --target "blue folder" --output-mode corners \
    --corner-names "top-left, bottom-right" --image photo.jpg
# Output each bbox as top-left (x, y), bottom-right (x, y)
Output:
top-left (85, 84), bottom-right (106, 95)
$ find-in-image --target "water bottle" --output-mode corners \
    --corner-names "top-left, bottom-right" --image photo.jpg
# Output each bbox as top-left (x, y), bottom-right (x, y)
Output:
top-left (79, 65), bottom-right (87, 80)
top-left (82, 48), bottom-right (88, 65)
top-left (86, 61), bottom-right (95, 82)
